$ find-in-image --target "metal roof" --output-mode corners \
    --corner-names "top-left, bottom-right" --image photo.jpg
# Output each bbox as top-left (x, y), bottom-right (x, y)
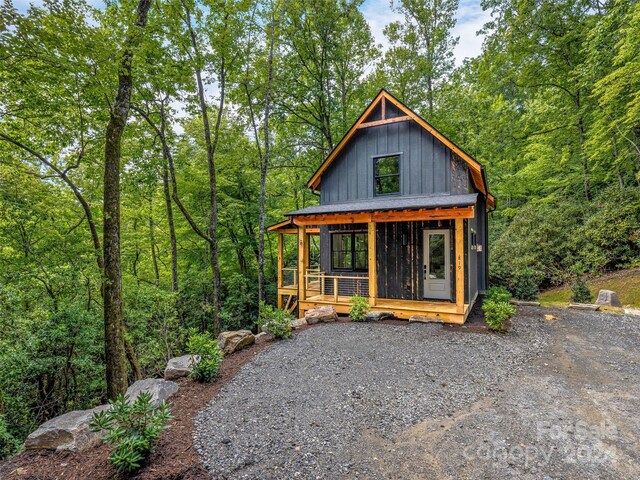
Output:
top-left (287, 193), bottom-right (478, 216)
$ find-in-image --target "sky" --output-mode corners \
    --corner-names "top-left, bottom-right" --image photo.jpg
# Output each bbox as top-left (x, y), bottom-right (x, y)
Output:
top-left (361, 0), bottom-right (491, 65)
top-left (12, 0), bottom-right (491, 66)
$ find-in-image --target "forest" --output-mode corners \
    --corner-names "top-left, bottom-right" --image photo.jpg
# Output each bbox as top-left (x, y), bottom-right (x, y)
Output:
top-left (1, 0), bottom-right (640, 457)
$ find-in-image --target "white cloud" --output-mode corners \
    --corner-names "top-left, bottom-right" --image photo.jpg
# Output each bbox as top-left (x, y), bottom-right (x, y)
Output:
top-left (360, 0), bottom-right (491, 66)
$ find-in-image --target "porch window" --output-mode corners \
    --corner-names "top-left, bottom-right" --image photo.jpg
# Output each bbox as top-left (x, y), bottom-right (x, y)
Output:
top-left (331, 232), bottom-right (368, 271)
top-left (374, 154), bottom-right (400, 195)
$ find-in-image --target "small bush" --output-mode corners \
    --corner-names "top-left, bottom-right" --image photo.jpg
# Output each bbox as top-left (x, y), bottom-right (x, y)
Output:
top-left (482, 299), bottom-right (516, 332)
top-left (0, 414), bottom-right (21, 460)
top-left (259, 302), bottom-right (293, 339)
top-left (90, 392), bottom-right (171, 474)
top-left (485, 286), bottom-right (512, 304)
top-left (187, 332), bottom-right (224, 382)
top-left (349, 295), bottom-right (370, 322)
top-left (571, 277), bottom-right (592, 303)
top-left (513, 269), bottom-right (539, 301)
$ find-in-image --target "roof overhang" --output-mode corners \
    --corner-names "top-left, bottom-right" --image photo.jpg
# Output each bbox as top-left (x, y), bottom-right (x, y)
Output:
top-left (306, 89), bottom-right (496, 210)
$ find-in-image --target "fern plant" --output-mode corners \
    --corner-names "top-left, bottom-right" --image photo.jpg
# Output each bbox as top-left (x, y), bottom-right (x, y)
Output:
top-left (90, 392), bottom-right (171, 474)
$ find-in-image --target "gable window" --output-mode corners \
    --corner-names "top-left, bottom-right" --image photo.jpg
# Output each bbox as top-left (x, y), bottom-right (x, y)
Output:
top-left (374, 154), bottom-right (400, 195)
top-left (331, 232), bottom-right (368, 271)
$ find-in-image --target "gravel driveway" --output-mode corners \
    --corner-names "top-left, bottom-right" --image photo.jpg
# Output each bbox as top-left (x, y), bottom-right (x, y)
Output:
top-left (195, 309), bottom-right (640, 479)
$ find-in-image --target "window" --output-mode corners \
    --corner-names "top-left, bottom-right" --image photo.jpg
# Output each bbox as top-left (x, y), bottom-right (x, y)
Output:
top-left (331, 232), bottom-right (368, 271)
top-left (374, 154), bottom-right (400, 195)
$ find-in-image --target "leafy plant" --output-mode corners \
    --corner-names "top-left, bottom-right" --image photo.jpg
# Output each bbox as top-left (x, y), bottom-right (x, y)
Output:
top-left (571, 277), bottom-right (593, 303)
top-left (187, 332), bottom-right (224, 383)
top-left (349, 295), bottom-right (370, 322)
top-left (482, 299), bottom-right (516, 332)
top-left (90, 393), bottom-right (171, 474)
top-left (0, 414), bottom-right (21, 460)
top-left (513, 269), bottom-right (539, 301)
top-left (259, 302), bottom-right (293, 339)
top-left (485, 286), bottom-right (512, 304)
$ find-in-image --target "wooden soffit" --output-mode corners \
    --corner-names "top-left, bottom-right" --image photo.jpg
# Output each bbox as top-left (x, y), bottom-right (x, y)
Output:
top-left (306, 89), bottom-right (495, 209)
top-left (292, 206), bottom-right (475, 226)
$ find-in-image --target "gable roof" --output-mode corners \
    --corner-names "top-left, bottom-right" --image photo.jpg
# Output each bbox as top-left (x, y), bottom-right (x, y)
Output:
top-left (306, 89), bottom-right (495, 209)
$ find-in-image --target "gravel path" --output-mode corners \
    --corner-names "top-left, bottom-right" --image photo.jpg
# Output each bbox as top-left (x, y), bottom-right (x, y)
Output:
top-left (194, 309), bottom-right (640, 479)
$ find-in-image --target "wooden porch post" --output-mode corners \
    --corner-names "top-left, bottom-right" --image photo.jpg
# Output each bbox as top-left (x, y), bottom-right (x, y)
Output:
top-left (455, 218), bottom-right (465, 313)
top-left (298, 225), bottom-right (307, 305)
top-left (277, 232), bottom-right (283, 309)
top-left (368, 221), bottom-right (377, 306)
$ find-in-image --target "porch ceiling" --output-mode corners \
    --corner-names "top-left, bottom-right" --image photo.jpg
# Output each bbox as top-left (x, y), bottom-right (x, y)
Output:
top-left (286, 193), bottom-right (477, 217)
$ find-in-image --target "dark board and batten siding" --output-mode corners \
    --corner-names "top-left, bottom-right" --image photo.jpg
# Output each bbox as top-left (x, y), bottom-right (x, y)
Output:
top-left (320, 120), bottom-right (452, 205)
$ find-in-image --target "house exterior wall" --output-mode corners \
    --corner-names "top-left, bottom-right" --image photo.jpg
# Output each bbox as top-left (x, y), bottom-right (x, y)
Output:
top-left (319, 120), bottom-right (453, 204)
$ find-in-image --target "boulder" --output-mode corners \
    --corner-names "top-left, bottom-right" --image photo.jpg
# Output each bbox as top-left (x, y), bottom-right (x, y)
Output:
top-left (164, 354), bottom-right (200, 380)
top-left (255, 332), bottom-right (268, 341)
top-left (304, 305), bottom-right (338, 324)
top-left (217, 330), bottom-right (255, 355)
top-left (291, 317), bottom-right (308, 329)
top-left (365, 311), bottom-right (395, 321)
top-left (596, 290), bottom-right (622, 308)
top-left (408, 315), bottom-right (444, 324)
top-left (126, 379), bottom-right (179, 407)
top-left (24, 405), bottom-right (109, 452)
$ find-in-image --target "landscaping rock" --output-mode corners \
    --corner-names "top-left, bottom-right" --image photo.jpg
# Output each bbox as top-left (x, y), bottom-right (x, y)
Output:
top-left (365, 311), bottom-right (395, 321)
top-left (164, 354), bottom-right (200, 380)
top-left (408, 315), bottom-right (444, 324)
top-left (218, 330), bottom-right (255, 355)
top-left (126, 379), bottom-right (179, 407)
top-left (596, 289), bottom-right (622, 308)
top-left (291, 317), bottom-right (308, 329)
top-left (255, 332), bottom-right (267, 340)
top-left (568, 303), bottom-right (601, 311)
top-left (24, 405), bottom-right (109, 452)
top-left (305, 305), bottom-right (338, 324)
top-left (510, 300), bottom-right (541, 307)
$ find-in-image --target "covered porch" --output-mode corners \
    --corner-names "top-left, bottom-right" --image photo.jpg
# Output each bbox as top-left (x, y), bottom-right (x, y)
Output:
top-left (269, 196), bottom-right (478, 324)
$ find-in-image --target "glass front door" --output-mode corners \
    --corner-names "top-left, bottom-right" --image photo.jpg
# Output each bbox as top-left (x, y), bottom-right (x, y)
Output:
top-left (423, 229), bottom-right (451, 300)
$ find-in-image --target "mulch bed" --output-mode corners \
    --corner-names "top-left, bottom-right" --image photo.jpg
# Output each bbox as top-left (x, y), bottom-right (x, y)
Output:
top-left (0, 336), bottom-right (274, 480)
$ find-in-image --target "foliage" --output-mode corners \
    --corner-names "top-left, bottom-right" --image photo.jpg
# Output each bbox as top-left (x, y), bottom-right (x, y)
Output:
top-left (513, 269), bottom-right (539, 301)
top-left (349, 295), bottom-right (371, 322)
top-left (571, 278), bottom-right (593, 304)
top-left (259, 302), bottom-right (293, 339)
top-left (482, 299), bottom-right (516, 332)
top-left (0, 414), bottom-right (21, 460)
top-left (484, 286), bottom-right (512, 304)
top-left (187, 332), bottom-right (224, 383)
top-left (90, 393), bottom-right (171, 474)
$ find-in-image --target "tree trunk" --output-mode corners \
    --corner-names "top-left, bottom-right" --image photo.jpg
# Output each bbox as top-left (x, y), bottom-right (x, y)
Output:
top-left (149, 213), bottom-right (160, 286)
top-left (162, 163), bottom-right (179, 291)
top-left (181, 0), bottom-right (222, 335)
top-left (103, 0), bottom-right (152, 399)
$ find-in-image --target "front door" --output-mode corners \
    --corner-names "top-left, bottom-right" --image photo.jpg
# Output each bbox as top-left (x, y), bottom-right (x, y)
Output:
top-left (423, 229), bottom-right (451, 300)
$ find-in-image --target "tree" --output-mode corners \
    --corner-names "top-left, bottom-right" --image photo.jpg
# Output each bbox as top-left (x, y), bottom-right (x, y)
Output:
top-left (103, 0), bottom-right (152, 399)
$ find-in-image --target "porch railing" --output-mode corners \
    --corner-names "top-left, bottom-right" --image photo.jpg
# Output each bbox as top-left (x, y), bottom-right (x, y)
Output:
top-left (303, 271), bottom-right (368, 301)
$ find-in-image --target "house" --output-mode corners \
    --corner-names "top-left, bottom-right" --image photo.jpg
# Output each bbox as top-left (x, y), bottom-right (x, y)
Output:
top-left (268, 89), bottom-right (495, 324)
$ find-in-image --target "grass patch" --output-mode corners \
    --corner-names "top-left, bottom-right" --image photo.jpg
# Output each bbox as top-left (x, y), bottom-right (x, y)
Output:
top-left (539, 268), bottom-right (640, 308)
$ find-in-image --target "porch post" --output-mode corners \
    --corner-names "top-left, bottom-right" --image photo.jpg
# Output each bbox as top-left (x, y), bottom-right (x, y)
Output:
top-left (455, 218), bottom-right (465, 313)
top-left (298, 225), bottom-right (307, 304)
top-left (368, 221), bottom-right (377, 306)
top-left (277, 232), bottom-right (284, 309)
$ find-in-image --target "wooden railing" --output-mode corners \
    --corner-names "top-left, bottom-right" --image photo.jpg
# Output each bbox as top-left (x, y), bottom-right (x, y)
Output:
top-left (281, 267), bottom-right (298, 288)
top-left (303, 272), bottom-right (368, 301)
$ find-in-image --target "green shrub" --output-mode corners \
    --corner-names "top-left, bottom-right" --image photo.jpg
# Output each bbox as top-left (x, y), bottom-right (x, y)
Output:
top-left (90, 392), bottom-right (171, 474)
top-left (485, 286), bottom-right (512, 304)
top-left (482, 299), bottom-right (516, 332)
top-left (349, 295), bottom-right (370, 322)
top-left (513, 269), bottom-right (539, 301)
top-left (571, 277), bottom-right (592, 303)
top-left (187, 332), bottom-right (224, 382)
top-left (259, 302), bottom-right (293, 339)
top-left (0, 414), bottom-right (21, 460)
